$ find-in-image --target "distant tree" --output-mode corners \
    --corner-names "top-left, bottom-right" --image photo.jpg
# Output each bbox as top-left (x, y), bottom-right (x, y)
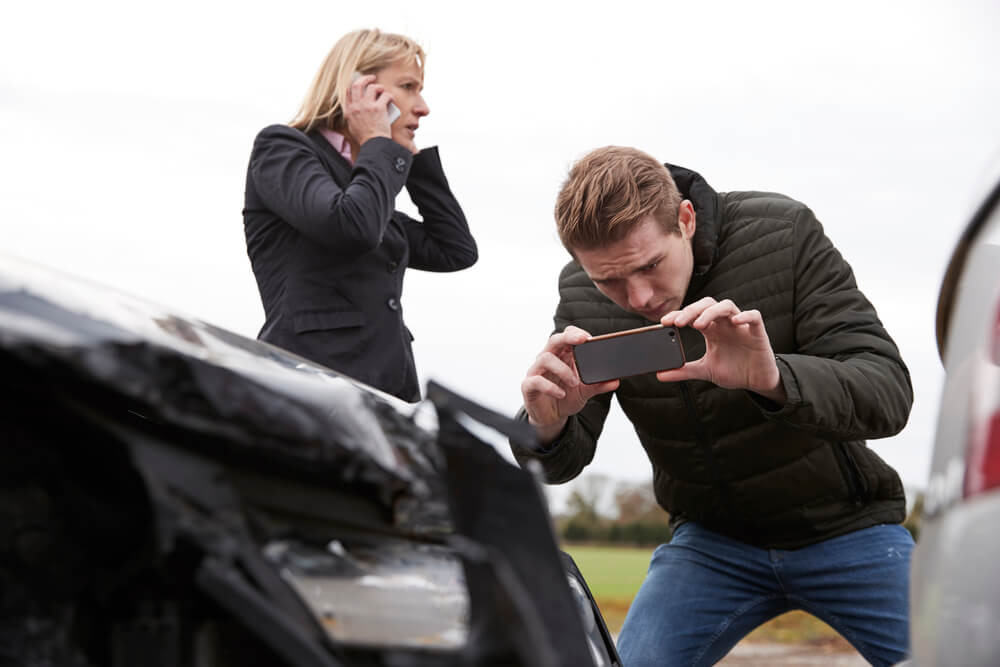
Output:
top-left (903, 491), bottom-right (924, 542)
top-left (558, 474), bottom-right (614, 543)
top-left (566, 473), bottom-right (611, 521)
top-left (559, 475), bottom-right (675, 546)
top-left (613, 481), bottom-right (659, 523)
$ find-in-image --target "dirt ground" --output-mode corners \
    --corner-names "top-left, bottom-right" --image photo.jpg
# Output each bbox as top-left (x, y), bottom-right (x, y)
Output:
top-left (719, 637), bottom-right (868, 666)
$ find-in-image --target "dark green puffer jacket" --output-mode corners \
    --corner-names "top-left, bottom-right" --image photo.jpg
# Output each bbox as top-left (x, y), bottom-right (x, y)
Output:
top-left (512, 165), bottom-right (912, 549)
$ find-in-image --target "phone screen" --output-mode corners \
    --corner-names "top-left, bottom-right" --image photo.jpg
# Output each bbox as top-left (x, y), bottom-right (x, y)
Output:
top-left (572, 325), bottom-right (685, 384)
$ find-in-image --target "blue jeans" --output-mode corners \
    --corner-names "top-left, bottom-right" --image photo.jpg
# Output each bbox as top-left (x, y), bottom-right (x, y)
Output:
top-left (617, 522), bottom-right (913, 666)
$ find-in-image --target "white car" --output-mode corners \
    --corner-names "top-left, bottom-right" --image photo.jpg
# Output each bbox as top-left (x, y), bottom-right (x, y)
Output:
top-left (908, 174), bottom-right (1000, 665)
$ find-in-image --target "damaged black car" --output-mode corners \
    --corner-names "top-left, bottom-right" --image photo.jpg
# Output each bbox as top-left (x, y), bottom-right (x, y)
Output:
top-left (0, 256), bottom-right (621, 667)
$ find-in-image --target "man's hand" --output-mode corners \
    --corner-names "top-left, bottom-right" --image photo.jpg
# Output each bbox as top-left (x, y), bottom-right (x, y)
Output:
top-left (521, 326), bottom-right (619, 445)
top-left (657, 298), bottom-right (787, 404)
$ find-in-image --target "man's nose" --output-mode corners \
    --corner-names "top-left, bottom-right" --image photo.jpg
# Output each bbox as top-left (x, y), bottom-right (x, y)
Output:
top-left (626, 280), bottom-right (651, 310)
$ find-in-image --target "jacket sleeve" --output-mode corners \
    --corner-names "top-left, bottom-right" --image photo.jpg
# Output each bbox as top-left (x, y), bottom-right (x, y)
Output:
top-left (760, 206), bottom-right (913, 440)
top-left (248, 125), bottom-right (411, 253)
top-left (398, 146), bottom-right (478, 271)
top-left (510, 263), bottom-right (617, 483)
top-left (510, 392), bottom-right (614, 484)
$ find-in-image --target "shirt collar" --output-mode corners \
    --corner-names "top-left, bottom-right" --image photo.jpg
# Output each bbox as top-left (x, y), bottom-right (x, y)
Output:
top-left (318, 128), bottom-right (353, 164)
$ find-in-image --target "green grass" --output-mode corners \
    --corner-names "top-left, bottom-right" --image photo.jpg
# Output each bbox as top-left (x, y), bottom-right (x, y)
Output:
top-left (561, 543), bottom-right (846, 647)
top-left (562, 544), bottom-right (653, 600)
top-left (561, 543), bottom-right (652, 633)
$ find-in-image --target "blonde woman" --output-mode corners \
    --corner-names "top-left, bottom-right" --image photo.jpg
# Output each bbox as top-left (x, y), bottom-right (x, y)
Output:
top-left (243, 29), bottom-right (477, 401)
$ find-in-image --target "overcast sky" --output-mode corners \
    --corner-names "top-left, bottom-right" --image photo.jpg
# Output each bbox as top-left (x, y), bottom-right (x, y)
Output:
top-left (3, 0), bottom-right (999, 495)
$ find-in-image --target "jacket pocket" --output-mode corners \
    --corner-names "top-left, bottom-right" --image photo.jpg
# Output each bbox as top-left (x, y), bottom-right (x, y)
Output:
top-left (292, 309), bottom-right (365, 334)
top-left (834, 442), bottom-right (871, 505)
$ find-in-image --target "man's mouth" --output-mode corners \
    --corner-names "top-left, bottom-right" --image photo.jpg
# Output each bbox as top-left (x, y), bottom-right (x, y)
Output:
top-left (636, 302), bottom-right (668, 321)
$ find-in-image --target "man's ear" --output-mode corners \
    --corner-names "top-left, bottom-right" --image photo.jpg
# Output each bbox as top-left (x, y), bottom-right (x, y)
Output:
top-left (678, 200), bottom-right (696, 239)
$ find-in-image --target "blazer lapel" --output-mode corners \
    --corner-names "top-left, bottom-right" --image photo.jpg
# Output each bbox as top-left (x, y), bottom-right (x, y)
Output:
top-left (306, 130), bottom-right (353, 188)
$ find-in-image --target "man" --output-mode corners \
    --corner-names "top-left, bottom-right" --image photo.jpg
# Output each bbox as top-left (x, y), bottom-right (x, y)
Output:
top-left (513, 147), bottom-right (913, 666)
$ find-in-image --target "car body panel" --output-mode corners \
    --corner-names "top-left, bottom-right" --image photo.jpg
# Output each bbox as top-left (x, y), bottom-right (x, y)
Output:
top-left (909, 176), bottom-right (1000, 665)
top-left (0, 255), bottom-right (621, 666)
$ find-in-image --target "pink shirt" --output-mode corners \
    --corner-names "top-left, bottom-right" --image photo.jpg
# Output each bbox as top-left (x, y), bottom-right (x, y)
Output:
top-left (319, 128), bottom-right (353, 164)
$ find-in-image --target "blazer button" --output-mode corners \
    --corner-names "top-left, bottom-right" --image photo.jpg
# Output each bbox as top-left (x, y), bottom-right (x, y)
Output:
top-left (393, 157), bottom-right (406, 173)
top-left (387, 260), bottom-right (399, 273)
top-left (387, 297), bottom-right (400, 311)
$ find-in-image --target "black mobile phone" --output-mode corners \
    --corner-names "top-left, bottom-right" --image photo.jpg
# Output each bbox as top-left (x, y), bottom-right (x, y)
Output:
top-left (572, 324), bottom-right (686, 385)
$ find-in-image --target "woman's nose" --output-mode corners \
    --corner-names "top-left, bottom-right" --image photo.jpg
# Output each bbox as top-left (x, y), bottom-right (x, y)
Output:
top-left (413, 94), bottom-right (430, 117)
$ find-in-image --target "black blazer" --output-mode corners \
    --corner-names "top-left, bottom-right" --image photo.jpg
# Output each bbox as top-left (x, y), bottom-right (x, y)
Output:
top-left (243, 125), bottom-right (477, 401)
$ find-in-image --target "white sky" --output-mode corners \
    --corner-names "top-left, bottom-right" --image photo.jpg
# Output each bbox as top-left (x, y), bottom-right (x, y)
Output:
top-left (3, 0), bottom-right (999, 496)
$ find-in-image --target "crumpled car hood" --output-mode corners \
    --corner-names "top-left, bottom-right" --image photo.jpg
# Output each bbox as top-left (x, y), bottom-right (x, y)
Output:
top-left (0, 255), bottom-right (441, 514)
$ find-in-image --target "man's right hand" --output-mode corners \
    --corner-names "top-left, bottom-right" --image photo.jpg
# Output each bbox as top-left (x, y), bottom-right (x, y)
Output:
top-left (520, 326), bottom-right (619, 445)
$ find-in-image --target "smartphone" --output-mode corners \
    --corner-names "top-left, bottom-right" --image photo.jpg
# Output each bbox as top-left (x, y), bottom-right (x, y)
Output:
top-left (351, 72), bottom-right (401, 124)
top-left (572, 324), bottom-right (686, 384)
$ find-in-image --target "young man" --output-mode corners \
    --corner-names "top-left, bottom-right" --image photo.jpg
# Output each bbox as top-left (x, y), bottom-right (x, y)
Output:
top-left (513, 147), bottom-right (913, 666)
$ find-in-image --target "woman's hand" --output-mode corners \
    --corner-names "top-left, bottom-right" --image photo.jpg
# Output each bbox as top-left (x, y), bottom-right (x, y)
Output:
top-left (342, 74), bottom-right (393, 147)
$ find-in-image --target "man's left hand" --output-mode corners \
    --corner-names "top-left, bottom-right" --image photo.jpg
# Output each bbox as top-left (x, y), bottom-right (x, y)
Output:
top-left (657, 297), bottom-right (787, 404)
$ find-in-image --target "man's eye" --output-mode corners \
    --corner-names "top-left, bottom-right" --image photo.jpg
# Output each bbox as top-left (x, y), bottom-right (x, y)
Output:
top-left (642, 262), bottom-right (659, 272)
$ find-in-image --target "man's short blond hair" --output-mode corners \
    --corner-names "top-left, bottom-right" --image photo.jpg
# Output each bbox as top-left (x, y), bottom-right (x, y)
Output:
top-left (555, 146), bottom-right (682, 252)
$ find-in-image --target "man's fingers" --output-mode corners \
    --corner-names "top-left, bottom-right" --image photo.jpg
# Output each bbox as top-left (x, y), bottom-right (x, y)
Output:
top-left (530, 350), bottom-right (579, 388)
top-left (550, 325), bottom-right (592, 347)
top-left (731, 308), bottom-right (763, 328)
top-left (655, 359), bottom-right (704, 384)
top-left (672, 297), bottom-right (718, 327)
top-left (692, 299), bottom-right (740, 329)
top-left (582, 379), bottom-right (620, 396)
top-left (521, 373), bottom-right (567, 400)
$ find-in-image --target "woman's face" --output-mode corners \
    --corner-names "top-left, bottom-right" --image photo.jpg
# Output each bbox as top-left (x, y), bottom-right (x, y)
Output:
top-left (375, 59), bottom-right (428, 153)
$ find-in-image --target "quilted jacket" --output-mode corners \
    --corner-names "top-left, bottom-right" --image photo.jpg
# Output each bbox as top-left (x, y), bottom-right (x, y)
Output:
top-left (512, 165), bottom-right (912, 549)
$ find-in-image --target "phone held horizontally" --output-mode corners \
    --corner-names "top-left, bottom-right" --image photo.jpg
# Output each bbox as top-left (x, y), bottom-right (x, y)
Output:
top-left (572, 324), bottom-right (686, 385)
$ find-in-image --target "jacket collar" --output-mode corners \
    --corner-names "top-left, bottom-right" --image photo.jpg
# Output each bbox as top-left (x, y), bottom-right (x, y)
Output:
top-left (305, 129), bottom-right (353, 187)
top-left (665, 163), bottom-right (721, 278)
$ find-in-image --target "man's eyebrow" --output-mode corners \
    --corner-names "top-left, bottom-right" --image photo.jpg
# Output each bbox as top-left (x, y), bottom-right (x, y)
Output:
top-left (591, 253), bottom-right (666, 282)
top-left (589, 270), bottom-right (623, 283)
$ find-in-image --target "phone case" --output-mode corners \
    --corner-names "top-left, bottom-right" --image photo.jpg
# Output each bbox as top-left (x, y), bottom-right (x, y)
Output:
top-left (572, 324), bottom-right (686, 384)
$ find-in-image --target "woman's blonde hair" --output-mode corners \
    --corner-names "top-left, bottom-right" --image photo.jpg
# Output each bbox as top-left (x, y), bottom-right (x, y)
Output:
top-left (290, 29), bottom-right (425, 133)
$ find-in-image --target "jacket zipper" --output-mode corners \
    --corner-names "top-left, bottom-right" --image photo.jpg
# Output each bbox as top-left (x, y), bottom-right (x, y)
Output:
top-left (834, 442), bottom-right (867, 505)
top-left (680, 382), bottom-right (736, 519)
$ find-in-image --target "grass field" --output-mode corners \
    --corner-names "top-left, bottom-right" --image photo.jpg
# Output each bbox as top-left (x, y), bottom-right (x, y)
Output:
top-left (562, 543), bottom-right (846, 646)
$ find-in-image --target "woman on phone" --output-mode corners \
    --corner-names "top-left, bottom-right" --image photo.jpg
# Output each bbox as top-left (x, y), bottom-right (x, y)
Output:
top-left (243, 29), bottom-right (477, 401)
